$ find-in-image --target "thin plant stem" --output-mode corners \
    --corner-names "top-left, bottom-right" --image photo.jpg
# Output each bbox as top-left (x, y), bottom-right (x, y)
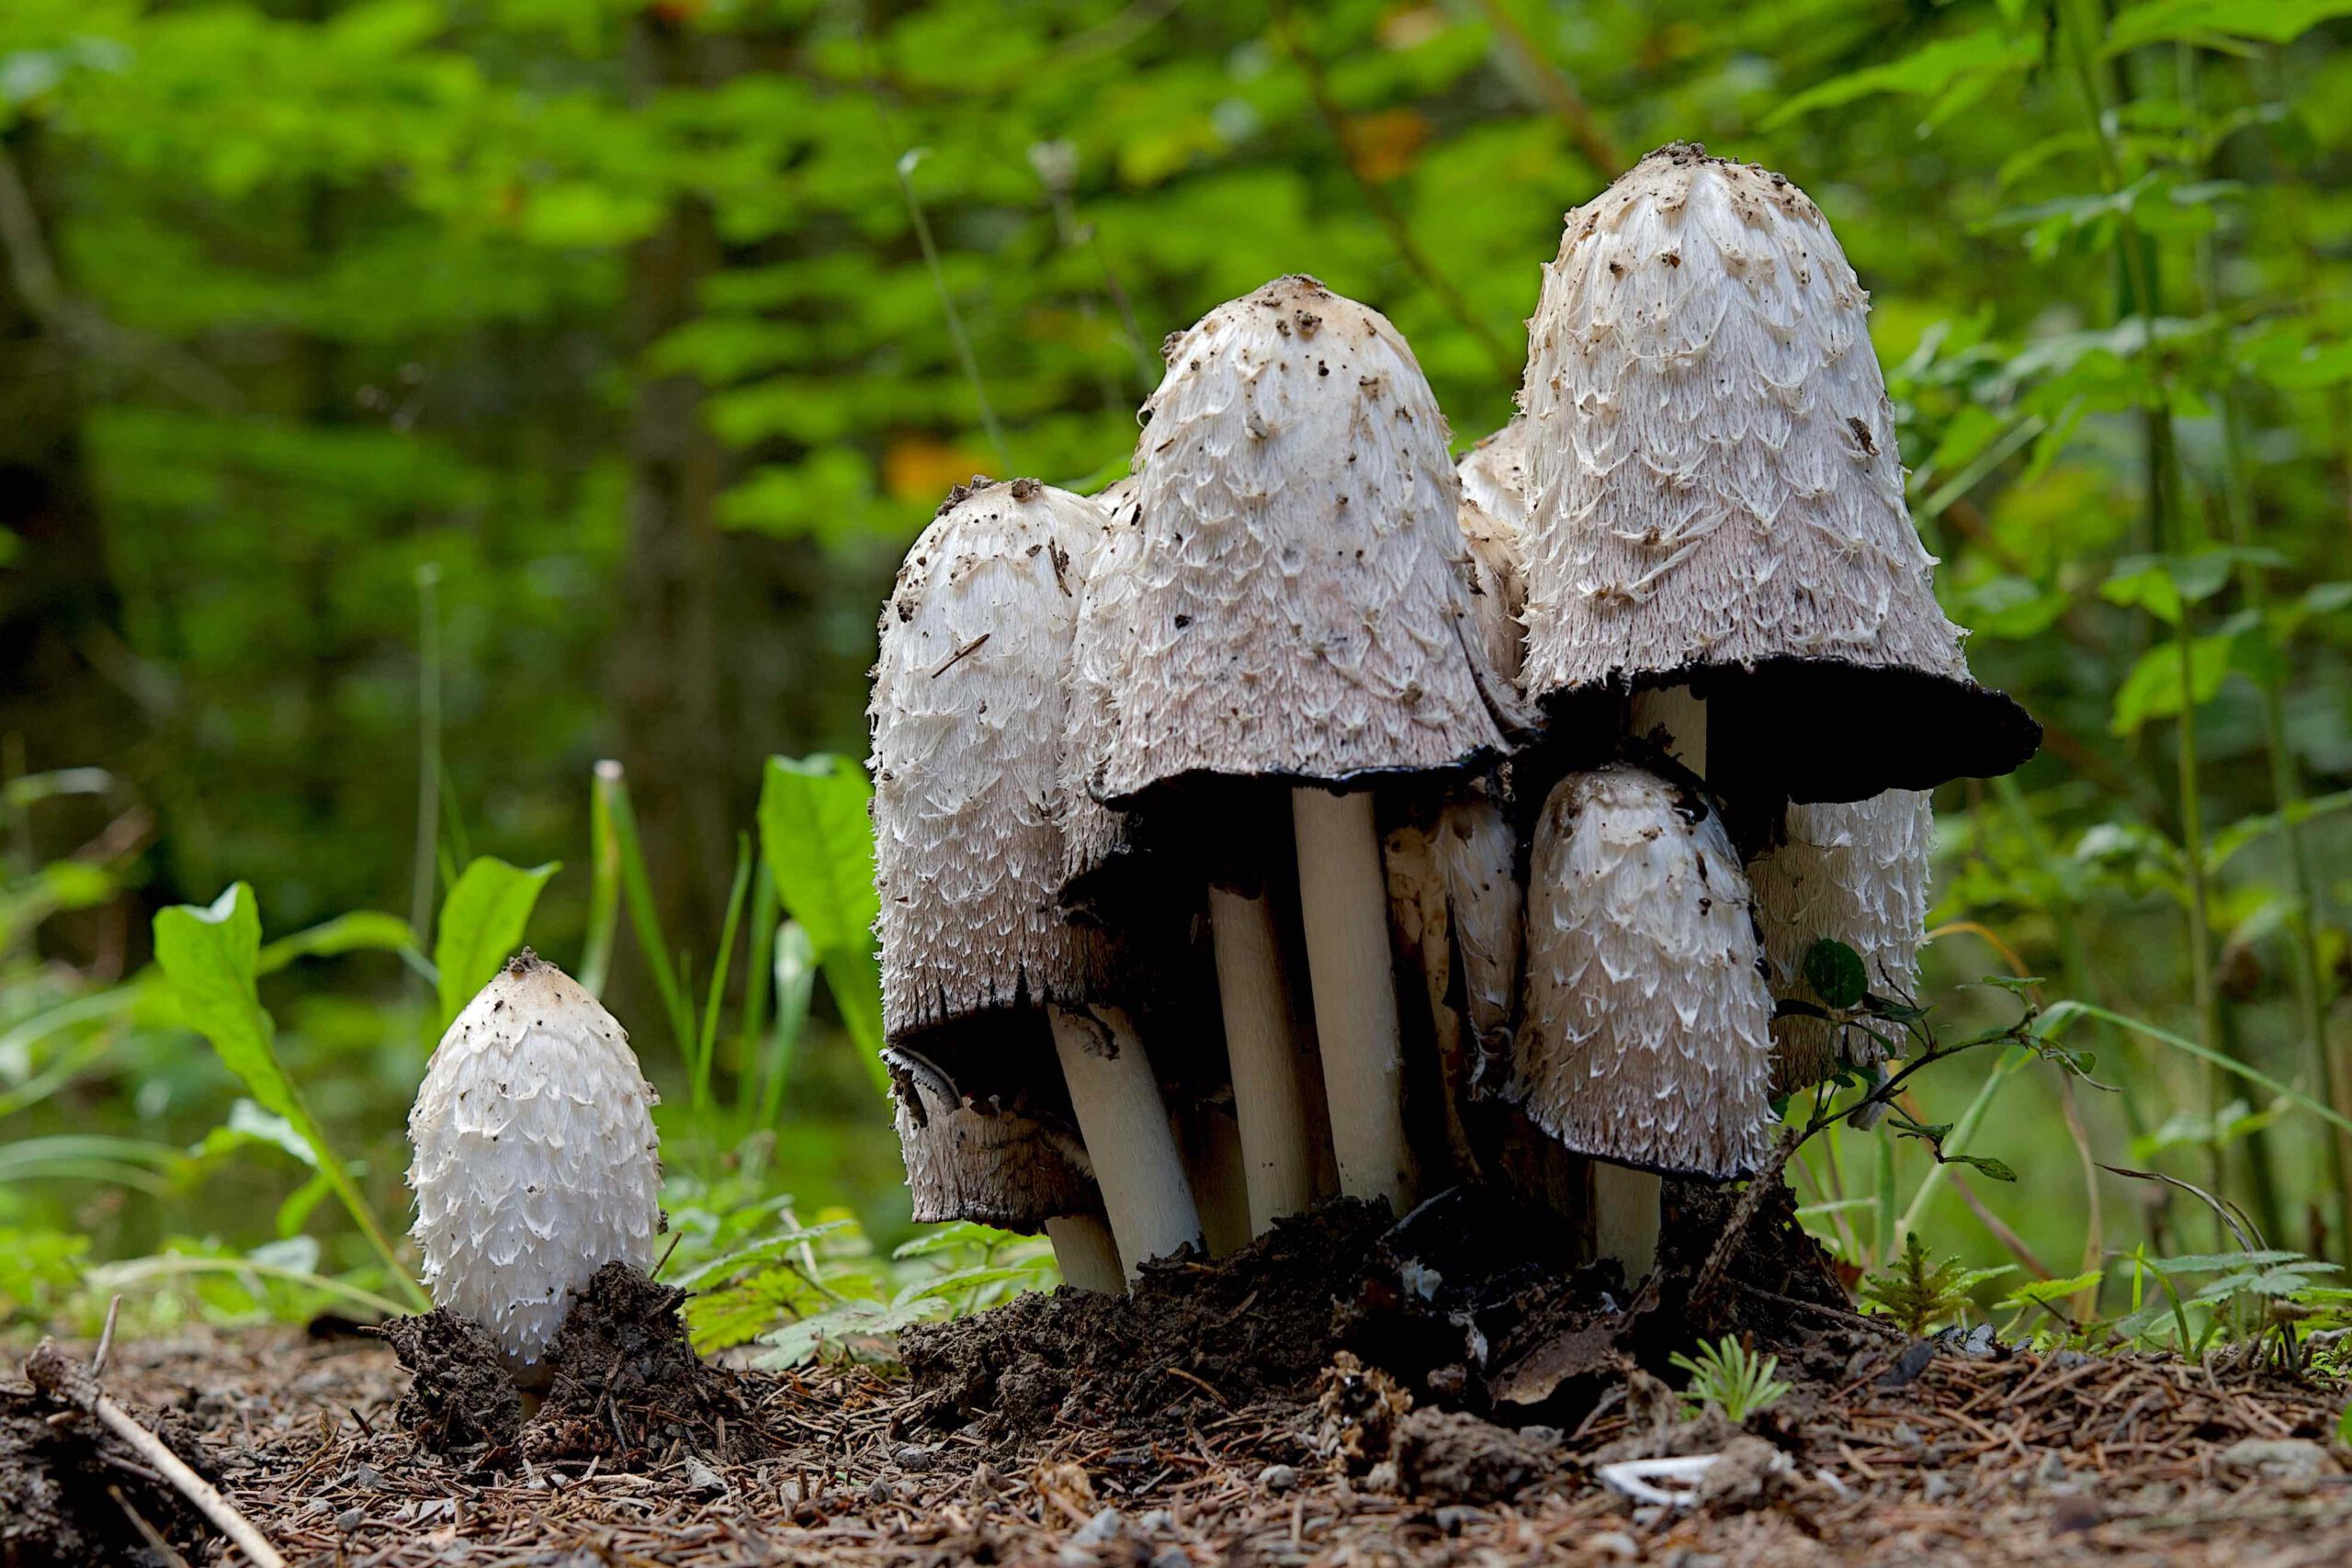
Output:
top-left (580, 761), bottom-right (624, 998)
top-left (407, 564), bottom-right (442, 992)
top-left (737, 861), bottom-right (778, 1128)
top-left (1274, 3), bottom-right (1521, 383)
top-left (896, 151), bottom-right (1011, 473)
top-left (604, 768), bottom-right (696, 1055)
top-left (694, 838), bottom-right (754, 1117)
top-left (2178, 41), bottom-right (2349, 1252)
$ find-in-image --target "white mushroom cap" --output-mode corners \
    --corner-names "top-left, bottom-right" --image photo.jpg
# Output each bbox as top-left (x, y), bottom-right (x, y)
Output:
top-left (1091, 276), bottom-right (1513, 813)
top-left (1517, 146), bottom-right (2037, 801)
top-left (1385, 791), bottom-right (1522, 1086)
top-left (1514, 764), bottom-right (1775, 1179)
top-left (1749, 791), bottom-right (1934, 1094)
top-left (886, 1048), bottom-right (1103, 1233)
top-left (871, 478), bottom-right (1113, 1039)
top-left (1059, 475), bottom-right (1155, 912)
top-left (407, 952), bottom-right (662, 1372)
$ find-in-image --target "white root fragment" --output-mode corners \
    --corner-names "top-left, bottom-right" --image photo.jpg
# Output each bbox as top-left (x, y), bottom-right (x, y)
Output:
top-left (1292, 787), bottom-right (1418, 1211)
top-left (1048, 1004), bottom-right (1204, 1277)
top-left (1044, 1213), bottom-right (1125, 1294)
top-left (26, 1338), bottom-right (291, 1568)
top-left (1207, 886), bottom-right (1321, 1233)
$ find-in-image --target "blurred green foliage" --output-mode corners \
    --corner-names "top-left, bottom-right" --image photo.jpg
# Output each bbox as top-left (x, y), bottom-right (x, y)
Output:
top-left (7, 0), bottom-right (2352, 1341)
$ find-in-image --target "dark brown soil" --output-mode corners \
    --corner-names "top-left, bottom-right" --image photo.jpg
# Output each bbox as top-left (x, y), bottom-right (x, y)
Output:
top-left (376, 1262), bottom-right (786, 1465)
top-left (373, 1308), bottom-right (523, 1450)
top-left (896, 1197), bottom-right (1395, 1439)
top-left (0, 1373), bottom-right (210, 1566)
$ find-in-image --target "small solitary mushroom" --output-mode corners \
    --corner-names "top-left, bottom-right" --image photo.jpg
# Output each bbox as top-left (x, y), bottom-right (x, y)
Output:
top-left (1748, 791), bottom-right (1935, 1095)
top-left (887, 1048), bottom-right (1123, 1292)
top-left (873, 477), bottom-right (1202, 1282)
top-left (407, 951), bottom-right (662, 1381)
top-left (1516, 145), bottom-right (2038, 807)
top-left (1514, 764), bottom-right (1776, 1280)
top-left (1090, 276), bottom-right (1517, 1213)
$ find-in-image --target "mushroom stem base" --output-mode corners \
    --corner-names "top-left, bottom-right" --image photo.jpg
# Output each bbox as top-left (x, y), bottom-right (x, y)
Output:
top-left (1044, 1213), bottom-right (1125, 1294)
top-left (1048, 1004), bottom-right (1204, 1280)
top-left (1208, 885), bottom-right (1321, 1233)
top-left (1592, 1163), bottom-right (1662, 1283)
top-left (1292, 787), bottom-right (1418, 1211)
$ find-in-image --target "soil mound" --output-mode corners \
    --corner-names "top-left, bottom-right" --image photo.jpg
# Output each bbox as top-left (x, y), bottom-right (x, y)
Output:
top-left (900, 1178), bottom-right (1857, 1444)
top-left (378, 1262), bottom-right (786, 1465)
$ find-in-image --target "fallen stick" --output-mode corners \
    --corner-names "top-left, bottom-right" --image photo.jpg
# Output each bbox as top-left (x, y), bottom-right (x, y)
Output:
top-left (24, 1337), bottom-right (289, 1568)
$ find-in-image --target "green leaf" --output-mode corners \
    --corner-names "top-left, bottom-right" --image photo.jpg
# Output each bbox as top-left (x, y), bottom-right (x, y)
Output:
top-left (153, 886), bottom-right (289, 1124)
top-left (2109, 632), bottom-right (2238, 736)
top-left (758, 755), bottom-right (888, 1089)
top-left (1804, 938), bottom-right (1870, 1010)
top-left (2001, 1270), bottom-right (2106, 1307)
top-left (153, 886), bottom-right (426, 1308)
top-left (432, 857), bottom-right (560, 1032)
top-left (1764, 28), bottom-right (2041, 129)
top-left (257, 910), bottom-right (417, 975)
top-left (2103, 0), bottom-right (2352, 55)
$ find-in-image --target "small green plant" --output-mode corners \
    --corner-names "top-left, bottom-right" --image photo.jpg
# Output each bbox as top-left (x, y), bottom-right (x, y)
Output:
top-left (1668, 1336), bottom-right (1792, 1425)
top-left (1857, 1234), bottom-right (2013, 1337)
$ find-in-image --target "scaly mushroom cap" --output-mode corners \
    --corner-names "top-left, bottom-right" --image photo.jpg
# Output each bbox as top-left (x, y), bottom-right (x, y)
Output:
top-left (407, 952), bottom-right (662, 1372)
top-left (1091, 275), bottom-right (1513, 813)
top-left (1457, 422), bottom-right (1532, 691)
top-left (1517, 145), bottom-right (2037, 802)
top-left (1750, 791), bottom-right (1933, 1094)
top-left (886, 1049), bottom-right (1102, 1233)
top-left (1060, 475), bottom-right (1152, 912)
top-left (872, 478), bottom-right (1113, 1040)
top-left (1514, 763), bottom-right (1776, 1179)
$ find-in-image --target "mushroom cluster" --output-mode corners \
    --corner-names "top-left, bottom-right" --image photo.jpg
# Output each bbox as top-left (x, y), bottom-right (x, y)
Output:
top-left (868, 144), bottom-right (2038, 1294)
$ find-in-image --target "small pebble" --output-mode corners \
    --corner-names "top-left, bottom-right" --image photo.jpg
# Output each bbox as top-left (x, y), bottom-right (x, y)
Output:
top-left (1433, 1506), bottom-right (1483, 1534)
top-left (1149, 1549), bottom-right (1193, 1568)
top-left (1070, 1507), bottom-right (1125, 1548)
top-left (894, 1444), bottom-right (937, 1472)
top-left (1257, 1463), bottom-right (1298, 1494)
top-left (865, 1476), bottom-right (895, 1505)
top-left (351, 1463), bottom-right (384, 1490)
top-left (1923, 1472), bottom-right (1956, 1503)
top-left (1136, 1508), bottom-right (1175, 1533)
top-left (335, 1507), bottom-right (365, 1533)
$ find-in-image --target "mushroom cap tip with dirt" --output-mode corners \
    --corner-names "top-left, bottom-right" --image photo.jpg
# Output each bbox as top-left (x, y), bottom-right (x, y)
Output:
top-left (406, 950), bottom-right (663, 1374)
top-left (1091, 276), bottom-right (1512, 811)
top-left (1516, 146), bottom-right (2037, 798)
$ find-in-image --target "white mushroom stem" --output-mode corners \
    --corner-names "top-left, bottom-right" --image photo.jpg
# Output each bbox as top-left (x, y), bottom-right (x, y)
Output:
top-left (1047, 1004), bottom-right (1204, 1278)
top-left (1291, 787), bottom-right (1418, 1210)
top-left (1044, 1213), bottom-right (1125, 1294)
top-left (1594, 682), bottom-right (1710, 1285)
top-left (1184, 1103), bottom-right (1255, 1256)
top-left (1207, 886), bottom-right (1321, 1233)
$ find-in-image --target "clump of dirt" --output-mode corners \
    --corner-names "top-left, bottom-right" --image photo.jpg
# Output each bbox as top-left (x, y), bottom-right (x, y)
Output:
top-left (1391, 1407), bottom-right (1560, 1505)
top-left (899, 1199), bottom-right (1396, 1439)
top-left (526, 1261), bottom-right (781, 1463)
top-left (0, 1378), bottom-right (210, 1567)
top-left (378, 1264), bottom-right (785, 1466)
top-left (904, 1178), bottom-right (1874, 1447)
top-left (374, 1310), bottom-right (524, 1450)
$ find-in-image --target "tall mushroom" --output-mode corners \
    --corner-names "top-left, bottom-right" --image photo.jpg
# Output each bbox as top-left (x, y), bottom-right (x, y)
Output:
top-left (887, 1048), bottom-right (1124, 1292)
top-left (1090, 276), bottom-right (1515, 1213)
top-left (408, 951), bottom-right (662, 1382)
top-left (873, 478), bottom-right (1202, 1282)
top-left (1516, 145), bottom-right (2038, 810)
top-left (1749, 791), bottom-right (1935, 1096)
top-left (1066, 469), bottom-right (1333, 1236)
top-left (1515, 765), bottom-right (1776, 1280)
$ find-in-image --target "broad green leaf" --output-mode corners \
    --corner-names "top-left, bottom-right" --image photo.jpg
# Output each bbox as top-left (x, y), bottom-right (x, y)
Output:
top-left (2001, 1270), bottom-right (2106, 1306)
top-left (758, 755), bottom-right (888, 1086)
top-left (1765, 29), bottom-right (2041, 128)
top-left (433, 857), bottom-right (560, 1031)
top-left (153, 886), bottom-right (292, 1125)
top-left (2109, 631), bottom-right (2237, 735)
top-left (2103, 0), bottom-right (2352, 55)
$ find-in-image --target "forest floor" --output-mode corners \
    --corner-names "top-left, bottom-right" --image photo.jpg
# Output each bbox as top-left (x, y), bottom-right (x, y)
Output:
top-left (8, 1200), bottom-right (2352, 1566)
